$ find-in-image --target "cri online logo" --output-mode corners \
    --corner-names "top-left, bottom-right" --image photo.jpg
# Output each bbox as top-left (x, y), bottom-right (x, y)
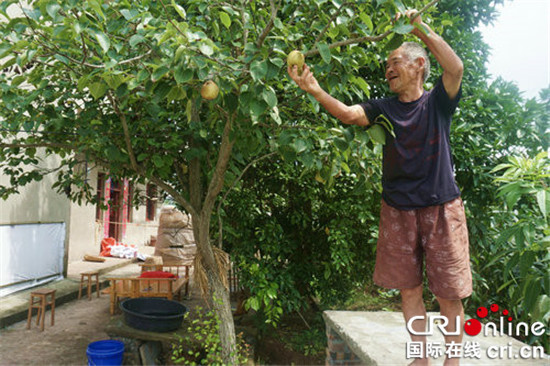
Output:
top-left (407, 302), bottom-right (546, 337)
top-left (464, 303), bottom-right (546, 337)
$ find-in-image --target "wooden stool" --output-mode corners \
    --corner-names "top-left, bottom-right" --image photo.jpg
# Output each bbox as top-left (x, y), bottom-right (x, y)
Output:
top-left (79, 271), bottom-right (100, 300)
top-left (26, 288), bottom-right (55, 331)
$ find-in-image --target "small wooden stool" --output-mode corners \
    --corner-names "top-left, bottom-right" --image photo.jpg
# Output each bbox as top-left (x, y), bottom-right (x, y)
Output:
top-left (79, 271), bottom-right (100, 300)
top-left (27, 288), bottom-right (55, 331)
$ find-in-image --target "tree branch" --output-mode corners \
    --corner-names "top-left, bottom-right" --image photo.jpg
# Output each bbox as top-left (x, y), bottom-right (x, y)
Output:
top-left (99, 97), bottom-right (199, 214)
top-left (202, 112), bottom-right (236, 218)
top-left (240, 0), bottom-right (249, 49)
top-left (80, 34), bottom-right (88, 67)
top-left (148, 174), bottom-right (198, 218)
top-left (256, 0), bottom-right (281, 49)
top-left (0, 142), bottom-right (75, 150)
top-left (314, 2), bottom-right (354, 45)
top-left (107, 93), bottom-right (139, 174)
top-left (305, 0), bottom-right (440, 57)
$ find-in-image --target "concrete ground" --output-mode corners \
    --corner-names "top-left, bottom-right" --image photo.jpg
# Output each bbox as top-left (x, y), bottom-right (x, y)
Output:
top-left (0, 246), bottom-right (204, 365)
top-left (324, 310), bottom-right (550, 365)
top-left (0, 255), bottom-right (136, 329)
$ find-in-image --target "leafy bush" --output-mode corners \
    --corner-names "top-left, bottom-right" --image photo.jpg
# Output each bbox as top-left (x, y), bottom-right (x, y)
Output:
top-left (171, 306), bottom-right (251, 365)
top-left (487, 152), bottom-right (550, 350)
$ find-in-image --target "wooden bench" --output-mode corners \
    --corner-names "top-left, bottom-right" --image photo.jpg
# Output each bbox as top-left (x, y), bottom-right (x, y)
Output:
top-left (139, 262), bottom-right (191, 298)
top-left (108, 264), bottom-right (190, 315)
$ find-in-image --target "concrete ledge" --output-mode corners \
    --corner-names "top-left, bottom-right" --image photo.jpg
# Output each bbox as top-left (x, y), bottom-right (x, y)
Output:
top-left (323, 311), bottom-right (549, 365)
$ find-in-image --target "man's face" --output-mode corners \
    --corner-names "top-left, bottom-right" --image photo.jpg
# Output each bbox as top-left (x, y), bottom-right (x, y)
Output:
top-left (385, 48), bottom-right (419, 94)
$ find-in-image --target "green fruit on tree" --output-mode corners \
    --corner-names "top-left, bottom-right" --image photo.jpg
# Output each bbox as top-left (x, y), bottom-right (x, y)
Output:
top-left (287, 50), bottom-right (305, 75)
top-left (201, 80), bottom-right (219, 100)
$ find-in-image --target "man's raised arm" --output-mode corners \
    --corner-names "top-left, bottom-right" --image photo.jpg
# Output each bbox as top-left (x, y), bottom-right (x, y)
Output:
top-left (288, 64), bottom-right (370, 127)
top-left (405, 10), bottom-right (464, 100)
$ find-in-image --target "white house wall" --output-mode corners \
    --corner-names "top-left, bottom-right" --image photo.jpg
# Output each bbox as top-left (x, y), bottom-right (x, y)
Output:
top-left (65, 167), bottom-right (159, 264)
top-left (0, 152), bottom-right (71, 226)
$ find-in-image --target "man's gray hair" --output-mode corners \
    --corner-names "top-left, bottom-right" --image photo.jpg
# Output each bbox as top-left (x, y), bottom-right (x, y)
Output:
top-left (400, 42), bottom-right (430, 82)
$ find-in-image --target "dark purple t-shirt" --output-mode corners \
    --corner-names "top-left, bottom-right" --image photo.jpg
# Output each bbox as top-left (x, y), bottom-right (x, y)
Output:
top-left (360, 77), bottom-right (462, 210)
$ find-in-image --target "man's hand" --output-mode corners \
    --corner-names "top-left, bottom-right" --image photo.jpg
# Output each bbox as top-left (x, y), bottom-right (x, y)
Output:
top-left (395, 9), bottom-right (426, 37)
top-left (287, 64), bottom-right (322, 97)
top-left (397, 9), bottom-right (463, 100)
top-left (287, 62), bottom-right (369, 127)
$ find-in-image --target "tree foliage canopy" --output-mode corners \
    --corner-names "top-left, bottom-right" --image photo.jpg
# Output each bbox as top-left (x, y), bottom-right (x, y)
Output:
top-left (1, 0), bottom-right (548, 357)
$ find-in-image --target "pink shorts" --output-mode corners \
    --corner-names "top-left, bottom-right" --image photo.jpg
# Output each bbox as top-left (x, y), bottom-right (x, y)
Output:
top-left (373, 197), bottom-right (472, 300)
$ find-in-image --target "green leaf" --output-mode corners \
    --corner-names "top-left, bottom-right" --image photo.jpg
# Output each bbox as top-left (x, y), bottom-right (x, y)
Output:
top-left (88, 0), bottom-right (105, 21)
top-left (353, 76), bottom-right (370, 97)
top-left (523, 277), bottom-right (541, 315)
top-left (359, 13), bottom-right (373, 31)
top-left (519, 250), bottom-right (535, 278)
top-left (152, 66), bottom-right (170, 81)
top-left (175, 67), bottom-right (193, 84)
top-left (219, 12), bottom-right (231, 29)
top-left (532, 295), bottom-right (550, 323)
top-left (94, 31), bottom-right (110, 53)
top-left (247, 297), bottom-right (260, 311)
top-left (166, 86), bottom-right (186, 102)
top-left (393, 23), bottom-right (414, 35)
top-left (89, 82), bottom-right (107, 99)
top-left (172, 0), bottom-right (186, 19)
top-left (250, 60), bottom-right (268, 82)
top-left (0, 44), bottom-right (12, 59)
top-left (11, 75), bottom-right (26, 87)
top-left (262, 88), bottom-right (277, 108)
top-left (250, 99), bottom-right (267, 120)
top-left (368, 124), bottom-right (386, 144)
top-left (334, 137), bottom-right (349, 151)
top-left (536, 190), bottom-right (547, 218)
top-left (292, 139), bottom-right (307, 153)
top-left (129, 34), bottom-right (145, 48)
top-left (46, 3), bottom-right (61, 21)
top-left (120, 9), bottom-right (135, 21)
top-left (77, 75), bottom-right (90, 91)
top-left (386, 33), bottom-right (404, 50)
top-left (174, 45), bottom-right (186, 62)
top-left (186, 99), bottom-right (193, 123)
top-left (393, 0), bottom-right (406, 13)
top-left (318, 43), bottom-right (331, 64)
top-left (199, 43), bottom-right (214, 56)
top-left (103, 74), bottom-right (123, 89)
top-left (152, 155), bottom-right (164, 168)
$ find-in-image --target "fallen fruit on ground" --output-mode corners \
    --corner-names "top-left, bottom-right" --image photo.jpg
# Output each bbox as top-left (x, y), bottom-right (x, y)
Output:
top-left (201, 80), bottom-right (219, 100)
top-left (287, 50), bottom-right (305, 75)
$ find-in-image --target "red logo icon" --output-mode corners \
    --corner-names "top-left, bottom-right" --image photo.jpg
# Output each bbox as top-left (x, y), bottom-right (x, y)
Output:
top-left (464, 319), bottom-right (482, 336)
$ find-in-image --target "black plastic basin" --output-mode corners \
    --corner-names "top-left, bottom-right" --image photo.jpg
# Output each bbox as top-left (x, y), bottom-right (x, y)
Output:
top-left (120, 298), bottom-right (187, 332)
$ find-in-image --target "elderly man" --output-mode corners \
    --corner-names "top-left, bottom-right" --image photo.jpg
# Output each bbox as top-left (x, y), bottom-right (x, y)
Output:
top-left (288, 10), bottom-right (471, 366)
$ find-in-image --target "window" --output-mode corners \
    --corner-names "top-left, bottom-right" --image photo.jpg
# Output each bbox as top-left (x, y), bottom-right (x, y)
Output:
top-left (146, 184), bottom-right (157, 221)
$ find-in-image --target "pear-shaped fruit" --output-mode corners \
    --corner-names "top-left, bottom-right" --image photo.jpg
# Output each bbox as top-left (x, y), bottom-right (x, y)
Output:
top-left (201, 80), bottom-right (219, 100)
top-left (287, 50), bottom-right (305, 75)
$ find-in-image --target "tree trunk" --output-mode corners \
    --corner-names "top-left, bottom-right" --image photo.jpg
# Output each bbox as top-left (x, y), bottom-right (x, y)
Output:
top-left (193, 213), bottom-right (238, 364)
top-left (211, 269), bottom-right (237, 363)
top-left (185, 113), bottom-right (237, 364)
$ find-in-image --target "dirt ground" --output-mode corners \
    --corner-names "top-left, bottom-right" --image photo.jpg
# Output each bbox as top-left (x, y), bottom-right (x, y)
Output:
top-left (0, 285), bottom-right (208, 366)
top-left (0, 292), bottom-right (116, 365)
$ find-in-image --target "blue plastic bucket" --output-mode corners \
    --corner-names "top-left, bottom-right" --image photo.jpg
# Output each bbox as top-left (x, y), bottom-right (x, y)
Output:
top-left (86, 340), bottom-right (124, 366)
